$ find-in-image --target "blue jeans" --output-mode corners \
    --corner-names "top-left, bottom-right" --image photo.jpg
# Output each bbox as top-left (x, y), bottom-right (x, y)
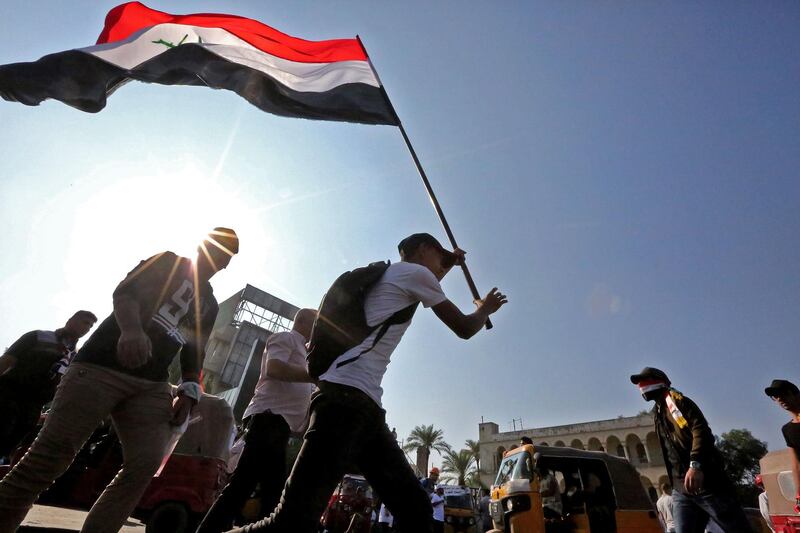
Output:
top-left (672, 486), bottom-right (752, 533)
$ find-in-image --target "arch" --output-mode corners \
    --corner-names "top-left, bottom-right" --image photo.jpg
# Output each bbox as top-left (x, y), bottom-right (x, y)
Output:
top-left (554, 440), bottom-right (566, 447)
top-left (570, 439), bottom-right (584, 450)
top-left (640, 476), bottom-right (656, 503)
top-left (625, 434), bottom-right (646, 464)
top-left (635, 443), bottom-right (648, 463)
top-left (646, 432), bottom-right (663, 466)
top-left (605, 435), bottom-right (625, 458)
top-left (587, 437), bottom-right (603, 452)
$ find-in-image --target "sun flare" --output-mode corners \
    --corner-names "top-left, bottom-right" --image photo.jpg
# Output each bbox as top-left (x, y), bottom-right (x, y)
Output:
top-left (59, 160), bottom-right (267, 317)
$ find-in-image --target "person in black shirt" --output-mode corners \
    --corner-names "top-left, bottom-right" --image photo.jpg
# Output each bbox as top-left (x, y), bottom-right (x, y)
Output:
top-left (0, 228), bottom-right (238, 533)
top-left (0, 310), bottom-right (97, 459)
top-left (765, 379), bottom-right (800, 514)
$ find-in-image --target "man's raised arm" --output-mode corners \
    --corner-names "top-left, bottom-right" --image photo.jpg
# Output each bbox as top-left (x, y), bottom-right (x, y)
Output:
top-left (432, 287), bottom-right (507, 339)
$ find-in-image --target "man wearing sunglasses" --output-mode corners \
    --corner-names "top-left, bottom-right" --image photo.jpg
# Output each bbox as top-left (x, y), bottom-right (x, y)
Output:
top-left (765, 379), bottom-right (800, 515)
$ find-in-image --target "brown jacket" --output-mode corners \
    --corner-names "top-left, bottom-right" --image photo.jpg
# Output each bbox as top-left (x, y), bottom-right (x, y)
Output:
top-left (654, 389), bottom-right (729, 488)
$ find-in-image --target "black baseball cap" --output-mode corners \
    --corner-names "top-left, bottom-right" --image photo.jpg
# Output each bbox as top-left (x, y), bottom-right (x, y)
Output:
top-left (765, 379), bottom-right (799, 397)
top-left (630, 367), bottom-right (671, 385)
top-left (398, 233), bottom-right (459, 266)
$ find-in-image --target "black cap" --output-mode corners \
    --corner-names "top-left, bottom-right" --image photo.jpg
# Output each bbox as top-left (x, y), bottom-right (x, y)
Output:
top-left (630, 367), bottom-right (670, 385)
top-left (208, 227), bottom-right (239, 255)
top-left (765, 379), bottom-right (799, 397)
top-left (398, 233), bottom-right (458, 265)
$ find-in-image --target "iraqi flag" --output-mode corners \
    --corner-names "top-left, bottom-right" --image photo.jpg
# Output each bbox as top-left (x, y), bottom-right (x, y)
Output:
top-left (0, 2), bottom-right (399, 125)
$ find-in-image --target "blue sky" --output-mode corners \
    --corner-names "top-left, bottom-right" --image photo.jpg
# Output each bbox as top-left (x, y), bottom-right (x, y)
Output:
top-left (1, 1), bottom-right (799, 467)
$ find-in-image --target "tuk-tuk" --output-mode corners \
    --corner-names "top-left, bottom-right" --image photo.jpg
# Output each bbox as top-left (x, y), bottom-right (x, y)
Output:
top-left (488, 444), bottom-right (662, 533)
top-left (320, 474), bottom-right (374, 533)
top-left (0, 392), bottom-right (235, 533)
top-left (441, 485), bottom-right (478, 533)
top-left (760, 448), bottom-right (800, 532)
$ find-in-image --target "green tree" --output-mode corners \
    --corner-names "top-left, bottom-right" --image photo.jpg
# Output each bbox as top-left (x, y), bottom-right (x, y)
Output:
top-left (716, 428), bottom-right (768, 506)
top-left (442, 448), bottom-right (477, 487)
top-left (465, 439), bottom-right (481, 472)
top-left (404, 424), bottom-right (451, 476)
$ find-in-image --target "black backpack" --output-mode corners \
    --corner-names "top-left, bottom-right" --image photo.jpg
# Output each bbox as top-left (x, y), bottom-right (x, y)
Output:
top-left (307, 261), bottom-right (419, 379)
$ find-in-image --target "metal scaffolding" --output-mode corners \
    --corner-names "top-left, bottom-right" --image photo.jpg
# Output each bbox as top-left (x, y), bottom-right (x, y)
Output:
top-left (232, 298), bottom-right (294, 333)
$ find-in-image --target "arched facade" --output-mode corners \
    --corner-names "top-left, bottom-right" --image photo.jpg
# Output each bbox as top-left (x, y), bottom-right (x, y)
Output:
top-left (478, 414), bottom-right (668, 494)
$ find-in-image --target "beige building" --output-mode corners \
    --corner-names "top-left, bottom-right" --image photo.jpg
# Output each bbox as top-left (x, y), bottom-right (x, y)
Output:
top-left (478, 414), bottom-right (669, 500)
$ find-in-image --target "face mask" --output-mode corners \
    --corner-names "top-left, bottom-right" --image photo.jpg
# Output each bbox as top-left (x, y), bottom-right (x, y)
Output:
top-left (638, 381), bottom-right (667, 401)
top-left (642, 388), bottom-right (665, 402)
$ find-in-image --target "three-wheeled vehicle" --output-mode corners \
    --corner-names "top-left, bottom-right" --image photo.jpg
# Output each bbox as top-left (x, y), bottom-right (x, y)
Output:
top-left (0, 392), bottom-right (234, 533)
top-left (320, 474), bottom-right (374, 533)
top-left (488, 444), bottom-right (662, 533)
top-left (442, 485), bottom-right (478, 533)
top-left (760, 448), bottom-right (800, 532)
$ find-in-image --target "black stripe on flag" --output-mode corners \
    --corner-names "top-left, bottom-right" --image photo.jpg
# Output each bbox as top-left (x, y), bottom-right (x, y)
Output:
top-left (0, 45), bottom-right (399, 125)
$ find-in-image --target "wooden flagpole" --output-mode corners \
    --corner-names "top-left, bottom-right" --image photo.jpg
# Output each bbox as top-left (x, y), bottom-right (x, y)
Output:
top-left (357, 36), bottom-right (492, 329)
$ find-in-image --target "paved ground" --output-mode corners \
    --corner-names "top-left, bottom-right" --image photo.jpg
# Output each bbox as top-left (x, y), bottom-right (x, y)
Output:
top-left (19, 505), bottom-right (145, 532)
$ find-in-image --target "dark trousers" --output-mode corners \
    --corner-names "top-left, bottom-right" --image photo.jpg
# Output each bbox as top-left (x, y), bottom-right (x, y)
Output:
top-left (672, 485), bottom-right (753, 533)
top-left (197, 411), bottom-right (291, 533)
top-left (0, 392), bottom-right (42, 459)
top-left (432, 520), bottom-right (444, 533)
top-left (229, 382), bottom-right (434, 533)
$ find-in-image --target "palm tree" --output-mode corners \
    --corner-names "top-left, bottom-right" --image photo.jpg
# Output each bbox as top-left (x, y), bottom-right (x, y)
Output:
top-left (465, 439), bottom-right (481, 472)
top-left (404, 424), bottom-right (451, 476)
top-left (442, 448), bottom-right (477, 487)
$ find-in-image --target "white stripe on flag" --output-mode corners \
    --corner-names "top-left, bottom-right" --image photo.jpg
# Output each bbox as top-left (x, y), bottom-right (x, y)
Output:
top-left (79, 23), bottom-right (379, 92)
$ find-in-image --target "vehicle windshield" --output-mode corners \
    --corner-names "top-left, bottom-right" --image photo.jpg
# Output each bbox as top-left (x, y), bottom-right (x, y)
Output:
top-left (336, 477), bottom-right (373, 499)
top-left (494, 451), bottom-right (533, 486)
top-left (444, 493), bottom-right (472, 510)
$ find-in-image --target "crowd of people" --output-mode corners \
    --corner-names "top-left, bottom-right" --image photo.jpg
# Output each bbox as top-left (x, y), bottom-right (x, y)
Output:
top-left (0, 229), bottom-right (507, 533)
top-left (0, 228), bottom-right (798, 533)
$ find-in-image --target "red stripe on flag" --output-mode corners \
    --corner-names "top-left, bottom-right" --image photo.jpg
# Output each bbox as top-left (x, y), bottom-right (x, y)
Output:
top-left (97, 2), bottom-right (368, 64)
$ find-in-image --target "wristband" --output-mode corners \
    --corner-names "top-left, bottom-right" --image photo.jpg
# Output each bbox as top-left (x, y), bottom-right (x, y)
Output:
top-left (177, 381), bottom-right (202, 402)
top-left (689, 461), bottom-right (701, 470)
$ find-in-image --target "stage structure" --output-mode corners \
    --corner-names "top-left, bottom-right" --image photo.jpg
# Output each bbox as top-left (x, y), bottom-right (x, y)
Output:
top-left (201, 284), bottom-right (299, 421)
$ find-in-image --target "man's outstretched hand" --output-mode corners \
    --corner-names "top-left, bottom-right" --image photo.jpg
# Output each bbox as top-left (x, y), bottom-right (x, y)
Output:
top-left (475, 287), bottom-right (508, 315)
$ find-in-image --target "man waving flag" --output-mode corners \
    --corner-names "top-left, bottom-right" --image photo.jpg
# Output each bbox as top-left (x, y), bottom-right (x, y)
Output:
top-left (0, 1), bottom-right (398, 125)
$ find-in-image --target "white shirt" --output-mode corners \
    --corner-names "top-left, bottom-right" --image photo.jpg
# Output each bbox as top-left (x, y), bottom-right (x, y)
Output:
top-left (378, 504), bottom-right (393, 525)
top-left (242, 330), bottom-right (314, 433)
top-left (431, 493), bottom-right (445, 522)
top-left (320, 262), bottom-right (447, 406)
top-left (656, 493), bottom-right (675, 531)
top-left (759, 492), bottom-right (774, 532)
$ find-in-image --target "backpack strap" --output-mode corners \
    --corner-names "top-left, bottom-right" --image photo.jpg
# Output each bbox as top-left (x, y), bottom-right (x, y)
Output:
top-left (334, 303), bottom-right (419, 369)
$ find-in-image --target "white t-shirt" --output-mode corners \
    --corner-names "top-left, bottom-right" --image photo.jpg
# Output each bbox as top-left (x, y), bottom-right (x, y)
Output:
top-left (656, 493), bottom-right (675, 531)
top-left (242, 330), bottom-right (314, 433)
top-left (319, 262), bottom-right (447, 406)
top-left (431, 493), bottom-right (445, 522)
top-left (378, 504), bottom-right (393, 525)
